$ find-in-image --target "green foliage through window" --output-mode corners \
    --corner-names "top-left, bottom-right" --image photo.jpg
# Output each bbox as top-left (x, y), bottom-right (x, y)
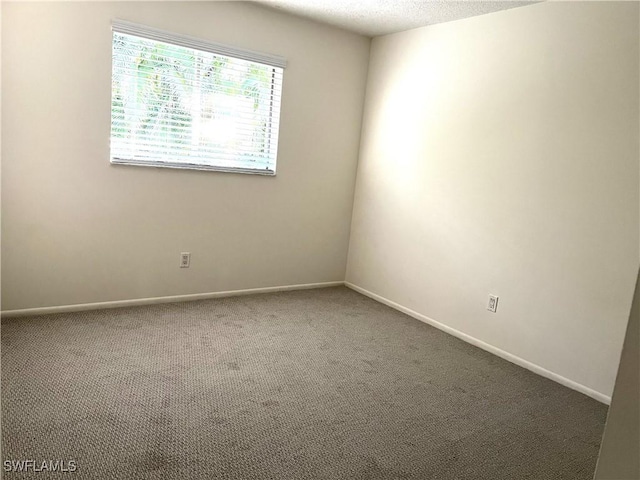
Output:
top-left (110, 30), bottom-right (283, 173)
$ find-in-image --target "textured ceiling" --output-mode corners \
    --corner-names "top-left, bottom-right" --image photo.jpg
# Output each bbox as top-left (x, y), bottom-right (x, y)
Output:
top-left (255, 0), bottom-right (540, 37)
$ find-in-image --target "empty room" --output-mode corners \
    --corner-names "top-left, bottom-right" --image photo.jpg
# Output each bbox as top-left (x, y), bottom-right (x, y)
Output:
top-left (1, 1), bottom-right (639, 479)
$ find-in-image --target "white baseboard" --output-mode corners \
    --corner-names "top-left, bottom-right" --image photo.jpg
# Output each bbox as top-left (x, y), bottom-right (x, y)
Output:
top-left (0, 281), bottom-right (345, 318)
top-left (345, 282), bottom-right (611, 405)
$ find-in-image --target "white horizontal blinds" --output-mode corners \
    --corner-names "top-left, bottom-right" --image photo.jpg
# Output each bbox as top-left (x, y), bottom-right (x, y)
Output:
top-left (110, 20), bottom-right (285, 173)
top-left (111, 20), bottom-right (287, 68)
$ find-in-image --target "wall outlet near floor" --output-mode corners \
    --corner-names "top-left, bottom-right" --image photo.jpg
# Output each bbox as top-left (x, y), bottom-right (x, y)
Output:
top-left (180, 252), bottom-right (191, 268)
top-left (487, 294), bottom-right (499, 313)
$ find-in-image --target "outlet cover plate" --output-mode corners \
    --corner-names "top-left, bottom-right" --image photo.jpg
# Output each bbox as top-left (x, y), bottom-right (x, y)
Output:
top-left (488, 295), bottom-right (499, 313)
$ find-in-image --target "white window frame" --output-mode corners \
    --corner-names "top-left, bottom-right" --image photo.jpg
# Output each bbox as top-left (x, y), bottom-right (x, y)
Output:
top-left (110, 20), bottom-right (287, 175)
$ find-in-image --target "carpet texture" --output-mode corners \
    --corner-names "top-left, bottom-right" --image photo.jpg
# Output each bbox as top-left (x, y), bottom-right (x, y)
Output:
top-left (2, 287), bottom-right (607, 479)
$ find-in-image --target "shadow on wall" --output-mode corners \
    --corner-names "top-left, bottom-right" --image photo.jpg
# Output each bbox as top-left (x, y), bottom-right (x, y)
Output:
top-left (594, 268), bottom-right (640, 479)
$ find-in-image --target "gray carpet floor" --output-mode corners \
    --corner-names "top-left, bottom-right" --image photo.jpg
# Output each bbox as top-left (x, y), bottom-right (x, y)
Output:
top-left (2, 286), bottom-right (607, 479)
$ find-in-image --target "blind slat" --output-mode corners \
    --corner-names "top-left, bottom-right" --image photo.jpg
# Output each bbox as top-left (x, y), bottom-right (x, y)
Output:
top-left (111, 158), bottom-right (275, 175)
top-left (111, 138), bottom-right (279, 159)
top-left (111, 98), bottom-right (282, 119)
top-left (112, 154), bottom-right (274, 168)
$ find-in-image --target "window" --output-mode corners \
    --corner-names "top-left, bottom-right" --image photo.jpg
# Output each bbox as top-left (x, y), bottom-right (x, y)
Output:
top-left (110, 20), bottom-right (286, 175)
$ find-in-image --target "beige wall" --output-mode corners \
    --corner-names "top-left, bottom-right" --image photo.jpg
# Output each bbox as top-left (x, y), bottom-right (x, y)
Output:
top-left (347, 1), bottom-right (639, 399)
top-left (1, 2), bottom-right (370, 310)
top-left (595, 269), bottom-right (640, 479)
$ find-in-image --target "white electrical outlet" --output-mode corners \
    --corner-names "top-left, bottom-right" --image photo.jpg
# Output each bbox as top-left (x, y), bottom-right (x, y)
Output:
top-left (180, 252), bottom-right (191, 268)
top-left (487, 294), bottom-right (499, 313)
